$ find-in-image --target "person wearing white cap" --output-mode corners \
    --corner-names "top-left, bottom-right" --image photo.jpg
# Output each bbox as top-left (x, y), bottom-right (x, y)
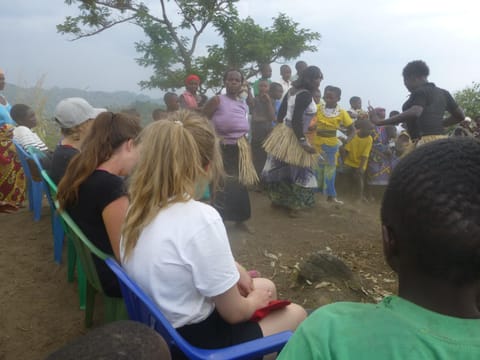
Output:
top-left (49, 97), bottom-right (105, 184)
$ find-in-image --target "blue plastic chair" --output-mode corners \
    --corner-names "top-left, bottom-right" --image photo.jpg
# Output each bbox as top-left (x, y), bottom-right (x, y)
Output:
top-left (105, 258), bottom-right (292, 360)
top-left (12, 141), bottom-right (43, 221)
top-left (29, 151), bottom-right (65, 264)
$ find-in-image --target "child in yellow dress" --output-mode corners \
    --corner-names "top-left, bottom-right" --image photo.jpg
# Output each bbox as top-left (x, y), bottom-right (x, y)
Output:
top-left (313, 86), bottom-right (354, 204)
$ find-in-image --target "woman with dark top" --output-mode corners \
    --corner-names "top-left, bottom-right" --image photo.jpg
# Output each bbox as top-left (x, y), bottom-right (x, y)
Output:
top-left (262, 66), bottom-right (322, 217)
top-left (203, 69), bottom-right (256, 230)
top-left (50, 97), bottom-right (105, 184)
top-left (57, 112), bottom-right (142, 297)
top-left (369, 60), bottom-right (464, 148)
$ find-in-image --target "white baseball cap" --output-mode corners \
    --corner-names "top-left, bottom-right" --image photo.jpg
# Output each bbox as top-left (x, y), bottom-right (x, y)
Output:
top-left (54, 97), bottom-right (106, 128)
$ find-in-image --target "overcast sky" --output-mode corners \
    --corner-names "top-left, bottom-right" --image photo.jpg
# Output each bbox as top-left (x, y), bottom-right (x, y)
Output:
top-left (1, 0), bottom-right (479, 111)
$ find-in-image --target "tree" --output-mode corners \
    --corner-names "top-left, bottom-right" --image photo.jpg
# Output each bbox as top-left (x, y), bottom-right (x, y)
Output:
top-left (57, 0), bottom-right (320, 92)
top-left (454, 82), bottom-right (480, 118)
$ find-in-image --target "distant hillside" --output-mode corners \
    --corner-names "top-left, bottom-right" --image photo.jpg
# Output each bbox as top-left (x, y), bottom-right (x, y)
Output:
top-left (3, 82), bottom-right (163, 122)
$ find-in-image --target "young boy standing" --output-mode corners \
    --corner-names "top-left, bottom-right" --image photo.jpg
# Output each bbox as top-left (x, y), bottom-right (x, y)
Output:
top-left (252, 63), bottom-right (272, 97)
top-left (279, 65), bottom-right (292, 98)
top-left (278, 137), bottom-right (480, 359)
top-left (347, 96), bottom-right (368, 122)
top-left (339, 118), bottom-right (373, 201)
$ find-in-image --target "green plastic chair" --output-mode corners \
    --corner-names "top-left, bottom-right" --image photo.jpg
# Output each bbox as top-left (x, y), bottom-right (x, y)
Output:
top-left (58, 209), bottom-right (127, 327)
top-left (45, 182), bottom-right (85, 312)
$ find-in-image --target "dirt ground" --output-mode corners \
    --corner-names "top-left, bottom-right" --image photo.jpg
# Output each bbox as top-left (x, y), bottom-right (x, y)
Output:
top-left (0, 191), bottom-right (397, 360)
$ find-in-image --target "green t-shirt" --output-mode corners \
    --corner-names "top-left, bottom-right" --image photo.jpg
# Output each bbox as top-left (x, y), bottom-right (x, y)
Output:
top-left (278, 296), bottom-right (480, 360)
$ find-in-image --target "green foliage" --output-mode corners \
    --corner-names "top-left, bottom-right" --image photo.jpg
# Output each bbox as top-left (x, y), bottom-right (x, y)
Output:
top-left (58, 1), bottom-right (320, 92)
top-left (454, 82), bottom-right (480, 118)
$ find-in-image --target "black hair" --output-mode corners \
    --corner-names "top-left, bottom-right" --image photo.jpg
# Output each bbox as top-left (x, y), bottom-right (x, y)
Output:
top-left (324, 85), bottom-right (341, 99)
top-left (355, 118), bottom-right (373, 131)
top-left (389, 110), bottom-right (400, 117)
top-left (223, 69), bottom-right (244, 83)
top-left (349, 96), bottom-right (361, 104)
top-left (10, 103), bottom-right (31, 123)
top-left (402, 60), bottom-right (430, 78)
top-left (292, 66), bottom-right (322, 92)
top-left (269, 82), bottom-right (283, 91)
top-left (295, 61), bottom-right (307, 71)
top-left (381, 137), bottom-right (480, 285)
top-left (163, 92), bottom-right (177, 103)
top-left (259, 63), bottom-right (271, 71)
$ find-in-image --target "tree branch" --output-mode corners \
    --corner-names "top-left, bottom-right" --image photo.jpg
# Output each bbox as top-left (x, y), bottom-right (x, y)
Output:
top-left (159, 0), bottom-right (190, 68)
top-left (70, 15), bottom-right (137, 40)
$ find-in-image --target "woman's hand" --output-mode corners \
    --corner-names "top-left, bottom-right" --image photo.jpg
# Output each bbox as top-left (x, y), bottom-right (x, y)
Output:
top-left (300, 138), bottom-right (316, 154)
top-left (247, 287), bottom-right (272, 310)
top-left (237, 264), bottom-right (254, 297)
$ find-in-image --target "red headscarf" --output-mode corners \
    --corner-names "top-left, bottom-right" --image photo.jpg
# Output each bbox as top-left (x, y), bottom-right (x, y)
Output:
top-left (185, 74), bottom-right (200, 85)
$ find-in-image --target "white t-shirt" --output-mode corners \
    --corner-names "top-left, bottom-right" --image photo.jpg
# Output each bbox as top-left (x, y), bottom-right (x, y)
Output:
top-left (13, 126), bottom-right (48, 152)
top-left (121, 199), bottom-right (240, 328)
top-left (280, 79), bottom-right (291, 98)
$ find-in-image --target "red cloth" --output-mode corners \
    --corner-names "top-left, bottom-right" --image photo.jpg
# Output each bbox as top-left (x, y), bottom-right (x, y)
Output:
top-left (250, 300), bottom-right (291, 322)
top-left (185, 74), bottom-right (200, 85)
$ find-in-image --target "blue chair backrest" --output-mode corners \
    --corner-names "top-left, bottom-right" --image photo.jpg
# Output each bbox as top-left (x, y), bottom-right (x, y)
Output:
top-left (29, 152), bottom-right (54, 205)
top-left (28, 148), bottom-right (44, 172)
top-left (13, 141), bottom-right (33, 180)
top-left (105, 258), bottom-right (191, 349)
top-left (105, 258), bottom-right (292, 360)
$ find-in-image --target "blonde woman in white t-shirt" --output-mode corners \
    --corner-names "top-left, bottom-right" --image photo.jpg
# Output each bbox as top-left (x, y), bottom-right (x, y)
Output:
top-left (121, 110), bottom-right (306, 355)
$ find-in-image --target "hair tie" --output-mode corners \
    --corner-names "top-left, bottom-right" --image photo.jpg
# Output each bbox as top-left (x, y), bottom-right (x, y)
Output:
top-left (173, 120), bottom-right (183, 126)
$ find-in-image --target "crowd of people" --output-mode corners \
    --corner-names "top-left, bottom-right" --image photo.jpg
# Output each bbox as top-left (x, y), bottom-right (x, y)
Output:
top-left (2, 59), bottom-right (480, 359)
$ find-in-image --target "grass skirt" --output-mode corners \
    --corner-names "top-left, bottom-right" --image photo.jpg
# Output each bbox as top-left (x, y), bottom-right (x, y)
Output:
top-left (263, 123), bottom-right (317, 168)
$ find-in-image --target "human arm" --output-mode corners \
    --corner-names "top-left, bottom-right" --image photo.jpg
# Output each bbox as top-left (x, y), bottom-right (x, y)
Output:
top-left (358, 137), bottom-right (373, 173)
top-left (443, 107), bottom-right (465, 127)
top-left (260, 93), bottom-right (276, 123)
top-left (369, 105), bottom-right (423, 126)
top-left (246, 83), bottom-right (255, 109)
top-left (202, 96), bottom-right (220, 119)
top-left (276, 92), bottom-right (289, 123)
top-left (102, 195), bottom-right (129, 261)
top-left (179, 94), bottom-right (187, 109)
top-left (236, 261), bottom-right (254, 296)
top-left (14, 127), bottom-right (48, 152)
top-left (443, 91), bottom-right (465, 126)
top-left (291, 91), bottom-right (312, 139)
top-left (345, 124), bottom-right (355, 141)
top-left (214, 282), bottom-right (271, 324)
top-left (357, 156), bottom-right (368, 175)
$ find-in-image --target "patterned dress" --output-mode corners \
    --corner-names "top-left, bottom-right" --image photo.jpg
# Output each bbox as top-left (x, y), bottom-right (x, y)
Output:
top-left (0, 124), bottom-right (26, 206)
top-left (262, 90), bottom-right (318, 210)
top-left (366, 126), bottom-right (398, 186)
